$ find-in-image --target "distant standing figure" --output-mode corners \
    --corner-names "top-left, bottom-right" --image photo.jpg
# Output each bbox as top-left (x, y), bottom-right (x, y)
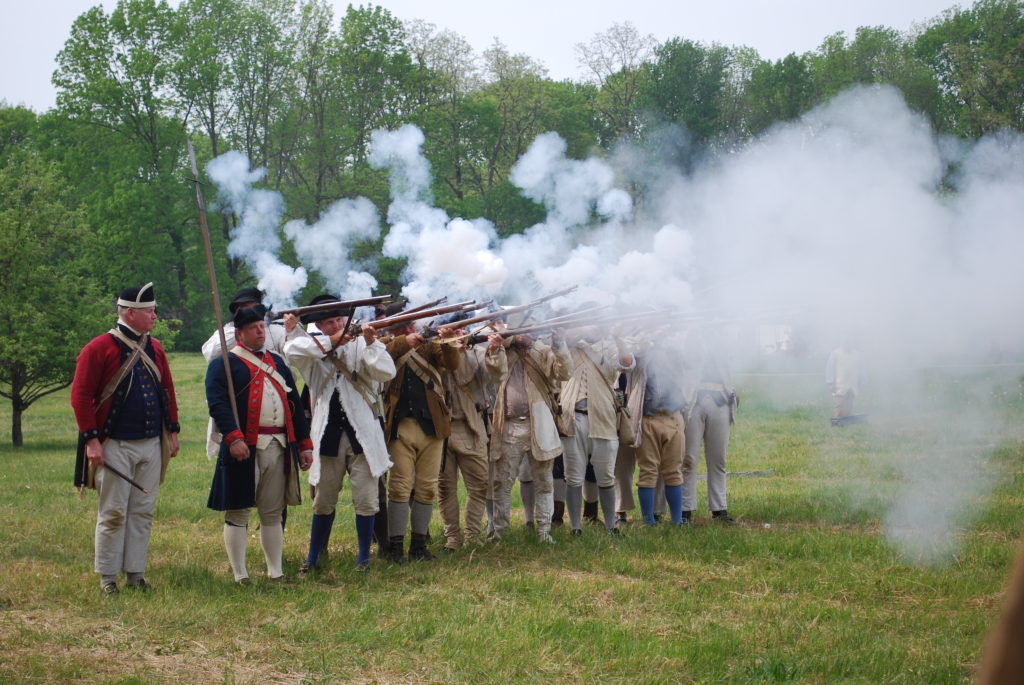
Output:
top-left (71, 283), bottom-right (181, 595)
top-left (682, 331), bottom-right (738, 524)
top-left (825, 341), bottom-right (863, 420)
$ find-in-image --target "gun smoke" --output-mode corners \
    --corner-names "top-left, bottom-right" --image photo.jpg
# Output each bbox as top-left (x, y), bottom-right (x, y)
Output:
top-left (210, 84), bottom-right (1024, 566)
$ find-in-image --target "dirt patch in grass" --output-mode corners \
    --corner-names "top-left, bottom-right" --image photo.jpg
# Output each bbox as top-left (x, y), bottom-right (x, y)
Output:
top-left (0, 609), bottom-right (308, 684)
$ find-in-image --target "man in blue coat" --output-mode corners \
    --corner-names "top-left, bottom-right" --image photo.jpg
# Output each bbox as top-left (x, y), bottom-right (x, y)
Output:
top-left (206, 306), bottom-right (313, 583)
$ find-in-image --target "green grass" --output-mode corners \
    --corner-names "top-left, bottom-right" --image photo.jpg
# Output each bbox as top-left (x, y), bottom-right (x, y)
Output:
top-left (0, 353), bottom-right (1021, 683)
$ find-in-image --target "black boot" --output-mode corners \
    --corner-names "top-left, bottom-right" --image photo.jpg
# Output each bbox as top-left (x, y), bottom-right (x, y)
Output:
top-left (583, 500), bottom-right (599, 524)
top-left (712, 509), bottom-right (735, 524)
top-left (551, 500), bottom-right (565, 527)
top-left (408, 533), bottom-right (435, 561)
top-left (386, 535), bottom-right (406, 564)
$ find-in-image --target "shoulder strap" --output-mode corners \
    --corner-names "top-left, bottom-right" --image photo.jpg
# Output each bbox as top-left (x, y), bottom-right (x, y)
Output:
top-left (98, 335), bottom-right (145, 406)
top-left (231, 345), bottom-right (292, 393)
top-left (108, 328), bottom-right (161, 382)
top-left (518, 350), bottom-right (559, 417)
top-left (398, 348), bottom-right (446, 399)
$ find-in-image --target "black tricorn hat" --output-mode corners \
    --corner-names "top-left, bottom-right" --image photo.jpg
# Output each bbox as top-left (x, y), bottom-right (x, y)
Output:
top-left (117, 282), bottom-right (156, 309)
top-left (232, 306), bottom-right (264, 330)
top-left (301, 294), bottom-right (347, 325)
top-left (229, 287), bottom-right (264, 314)
top-left (379, 300), bottom-right (407, 319)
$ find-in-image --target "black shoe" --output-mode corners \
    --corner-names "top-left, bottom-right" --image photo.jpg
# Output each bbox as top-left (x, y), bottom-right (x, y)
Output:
top-left (236, 577), bottom-right (252, 586)
top-left (616, 512), bottom-right (628, 526)
top-left (570, 528), bottom-right (583, 537)
top-left (609, 527), bottom-right (621, 535)
top-left (653, 513), bottom-right (664, 523)
top-left (386, 536), bottom-right (406, 564)
top-left (408, 533), bottom-right (435, 561)
top-left (101, 582), bottom-right (119, 596)
top-left (583, 501), bottom-right (599, 524)
top-left (525, 521), bottom-right (535, 530)
top-left (712, 510), bottom-right (735, 524)
top-left (442, 546), bottom-right (458, 555)
top-left (682, 510), bottom-right (693, 523)
top-left (297, 563), bottom-right (315, 578)
top-left (125, 578), bottom-right (152, 591)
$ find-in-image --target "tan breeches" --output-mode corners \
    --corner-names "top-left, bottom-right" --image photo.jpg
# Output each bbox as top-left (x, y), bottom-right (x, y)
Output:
top-left (636, 412), bottom-right (684, 488)
top-left (388, 418), bottom-right (444, 504)
top-left (225, 441), bottom-right (287, 527)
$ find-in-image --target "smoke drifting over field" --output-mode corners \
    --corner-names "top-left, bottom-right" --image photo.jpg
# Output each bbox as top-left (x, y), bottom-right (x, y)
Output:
top-left (206, 151), bottom-right (308, 306)
top-left (206, 85), bottom-right (1024, 565)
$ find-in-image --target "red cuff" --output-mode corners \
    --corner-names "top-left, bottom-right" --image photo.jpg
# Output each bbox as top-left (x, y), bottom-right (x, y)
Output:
top-left (298, 438), bottom-right (313, 453)
top-left (224, 429), bottom-right (245, 445)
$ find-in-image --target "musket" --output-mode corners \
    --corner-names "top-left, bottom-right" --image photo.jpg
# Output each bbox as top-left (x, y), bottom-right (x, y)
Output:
top-left (272, 294), bottom-right (392, 319)
top-left (419, 300), bottom-right (497, 338)
top-left (104, 463), bottom-right (148, 494)
top-left (470, 304), bottom-right (609, 336)
top-left (369, 300), bottom-right (478, 330)
top-left (401, 296), bottom-right (447, 315)
top-left (427, 286), bottom-right (580, 336)
top-left (462, 305), bottom-right (671, 345)
top-left (463, 307), bottom-right (605, 345)
top-left (188, 141), bottom-right (240, 433)
top-left (508, 285), bottom-right (580, 327)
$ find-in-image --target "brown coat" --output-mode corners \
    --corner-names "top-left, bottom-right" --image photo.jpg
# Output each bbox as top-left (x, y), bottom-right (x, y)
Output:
top-left (384, 335), bottom-right (461, 439)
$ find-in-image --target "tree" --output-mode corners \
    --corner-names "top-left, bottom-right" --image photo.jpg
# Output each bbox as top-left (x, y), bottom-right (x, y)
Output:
top-left (808, 27), bottom-right (942, 124)
top-left (0, 149), bottom-right (108, 446)
top-left (575, 21), bottom-right (657, 142)
top-left (916, 0), bottom-right (1024, 136)
top-left (640, 38), bottom-right (731, 145)
top-left (742, 53), bottom-right (814, 136)
top-left (52, 0), bottom-right (212, 348)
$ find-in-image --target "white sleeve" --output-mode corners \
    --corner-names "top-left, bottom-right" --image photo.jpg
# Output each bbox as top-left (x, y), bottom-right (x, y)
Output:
top-left (201, 324), bottom-right (236, 362)
top-left (357, 339), bottom-right (397, 383)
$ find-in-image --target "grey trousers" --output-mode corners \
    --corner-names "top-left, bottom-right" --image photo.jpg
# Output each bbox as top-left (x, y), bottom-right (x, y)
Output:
top-left (94, 437), bottom-right (161, 575)
top-left (561, 412), bottom-right (618, 488)
top-left (683, 393), bottom-right (731, 512)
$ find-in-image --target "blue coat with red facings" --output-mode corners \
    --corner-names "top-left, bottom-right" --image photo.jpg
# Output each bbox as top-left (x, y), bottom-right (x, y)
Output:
top-left (205, 350), bottom-right (312, 511)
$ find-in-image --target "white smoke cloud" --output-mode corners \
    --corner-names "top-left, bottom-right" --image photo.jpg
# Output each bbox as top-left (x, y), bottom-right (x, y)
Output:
top-left (207, 151), bottom-right (307, 307)
top-left (635, 85), bottom-right (1024, 565)
top-left (369, 125), bottom-right (509, 303)
top-left (283, 196), bottom-right (381, 300)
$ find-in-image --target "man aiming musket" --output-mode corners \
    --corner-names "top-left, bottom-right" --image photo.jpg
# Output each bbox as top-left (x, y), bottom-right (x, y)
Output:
top-left (379, 302), bottom-right (462, 562)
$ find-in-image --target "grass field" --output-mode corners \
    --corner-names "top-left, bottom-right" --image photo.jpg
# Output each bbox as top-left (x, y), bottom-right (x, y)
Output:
top-left (1, 352), bottom-right (1022, 684)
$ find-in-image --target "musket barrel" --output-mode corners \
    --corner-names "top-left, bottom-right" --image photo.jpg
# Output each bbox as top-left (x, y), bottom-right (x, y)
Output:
top-left (273, 294), bottom-right (392, 319)
top-left (368, 300), bottom-right (478, 330)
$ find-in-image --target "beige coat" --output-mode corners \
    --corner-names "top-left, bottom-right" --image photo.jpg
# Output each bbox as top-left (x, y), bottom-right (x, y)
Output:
top-left (558, 338), bottom-right (633, 441)
top-left (444, 344), bottom-right (500, 454)
top-left (487, 340), bottom-right (572, 462)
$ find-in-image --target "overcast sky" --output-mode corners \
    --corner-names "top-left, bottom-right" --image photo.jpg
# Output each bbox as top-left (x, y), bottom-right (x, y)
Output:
top-left (2, 0), bottom-right (960, 113)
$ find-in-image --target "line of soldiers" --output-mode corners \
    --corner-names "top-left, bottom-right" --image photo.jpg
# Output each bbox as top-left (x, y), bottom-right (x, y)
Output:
top-left (71, 283), bottom-right (738, 591)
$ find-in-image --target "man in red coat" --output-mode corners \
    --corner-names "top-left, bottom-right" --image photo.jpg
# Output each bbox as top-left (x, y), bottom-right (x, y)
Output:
top-left (71, 283), bottom-right (180, 595)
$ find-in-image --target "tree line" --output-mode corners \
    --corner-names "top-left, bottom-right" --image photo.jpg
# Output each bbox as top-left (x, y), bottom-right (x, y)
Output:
top-left (2, 0), bottom-right (1023, 444)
